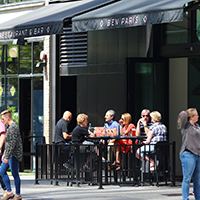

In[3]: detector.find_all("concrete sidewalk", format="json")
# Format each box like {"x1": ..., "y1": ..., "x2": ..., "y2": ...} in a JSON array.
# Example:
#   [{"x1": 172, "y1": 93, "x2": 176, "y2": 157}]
[{"x1": 6, "y1": 175, "x2": 194, "y2": 200}]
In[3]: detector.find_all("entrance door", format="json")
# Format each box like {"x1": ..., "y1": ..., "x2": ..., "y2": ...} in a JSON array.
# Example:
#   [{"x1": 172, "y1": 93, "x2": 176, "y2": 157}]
[
  {"x1": 126, "y1": 58, "x2": 169, "y2": 127},
  {"x1": 19, "y1": 79, "x2": 31, "y2": 170},
  {"x1": 59, "y1": 76, "x2": 77, "y2": 132},
  {"x1": 19, "y1": 77, "x2": 43, "y2": 171}
]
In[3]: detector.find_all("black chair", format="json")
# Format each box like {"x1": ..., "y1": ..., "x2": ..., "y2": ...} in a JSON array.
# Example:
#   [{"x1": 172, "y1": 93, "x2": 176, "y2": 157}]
[{"x1": 140, "y1": 141, "x2": 171, "y2": 186}]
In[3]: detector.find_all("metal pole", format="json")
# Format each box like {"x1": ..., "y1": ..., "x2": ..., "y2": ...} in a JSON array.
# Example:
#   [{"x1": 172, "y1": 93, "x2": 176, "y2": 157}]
[
  {"x1": 34, "y1": 142, "x2": 39, "y2": 185},
  {"x1": 98, "y1": 143, "x2": 103, "y2": 189}
]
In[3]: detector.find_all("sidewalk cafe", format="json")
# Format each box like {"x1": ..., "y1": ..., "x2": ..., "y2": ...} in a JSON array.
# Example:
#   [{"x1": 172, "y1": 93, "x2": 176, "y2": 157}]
[{"x1": 35, "y1": 129, "x2": 176, "y2": 188}]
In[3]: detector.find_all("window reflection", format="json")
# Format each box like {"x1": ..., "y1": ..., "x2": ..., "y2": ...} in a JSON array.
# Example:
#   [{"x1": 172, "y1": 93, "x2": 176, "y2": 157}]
[
  {"x1": 34, "y1": 41, "x2": 44, "y2": 74},
  {"x1": 164, "y1": 13, "x2": 189, "y2": 44},
  {"x1": 33, "y1": 77, "x2": 43, "y2": 144},
  {"x1": 0, "y1": 78, "x2": 5, "y2": 113},
  {"x1": 6, "y1": 45, "x2": 18, "y2": 74},
  {"x1": 20, "y1": 43, "x2": 31, "y2": 74},
  {"x1": 0, "y1": 46, "x2": 4, "y2": 75},
  {"x1": 7, "y1": 78, "x2": 18, "y2": 123}
]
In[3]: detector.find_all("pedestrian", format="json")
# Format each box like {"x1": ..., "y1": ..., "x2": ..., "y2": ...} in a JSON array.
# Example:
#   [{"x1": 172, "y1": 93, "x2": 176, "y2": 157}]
[
  {"x1": 0, "y1": 110, "x2": 23, "y2": 200},
  {"x1": 178, "y1": 108, "x2": 200, "y2": 200},
  {"x1": 0, "y1": 119, "x2": 7, "y2": 198}
]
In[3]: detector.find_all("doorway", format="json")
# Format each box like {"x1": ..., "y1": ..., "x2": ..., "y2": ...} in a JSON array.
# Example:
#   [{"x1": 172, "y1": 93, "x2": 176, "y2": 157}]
[
  {"x1": 19, "y1": 77, "x2": 43, "y2": 171},
  {"x1": 19, "y1": 79, "x2": 31, "y2": 170},
  {"x1": 59, "y1": 76, "x2": 77, "y2": 132},
  {"x1": 126, "y1": 58, "x2": 169, "y2": 128}
]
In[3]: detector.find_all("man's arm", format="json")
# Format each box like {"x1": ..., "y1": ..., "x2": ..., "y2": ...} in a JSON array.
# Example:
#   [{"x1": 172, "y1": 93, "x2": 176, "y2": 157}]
[
  {"x1": 136, "y1": 119, "x2": 141, "y2": 136},
  {"x1": 62, "y1": 132, "x2": 72, "y2": 140}
]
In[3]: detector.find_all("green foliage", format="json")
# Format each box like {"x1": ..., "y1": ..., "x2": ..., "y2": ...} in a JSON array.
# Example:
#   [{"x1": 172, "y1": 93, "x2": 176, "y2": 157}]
[{"x1": 7, "y1": 106, "x2": 19, "y2": 124}]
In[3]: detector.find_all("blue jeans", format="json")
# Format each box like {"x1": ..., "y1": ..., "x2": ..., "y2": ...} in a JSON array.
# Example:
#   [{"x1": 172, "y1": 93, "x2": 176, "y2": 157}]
[
  {"x1": 137, "y1": 144, "x2": 155, "y2": 158},
  {"x1": 180, "y1": 151, "x2": 200, "y2": 200},
  {"x1": 0, "y1": 157, "x2": 21, "y2": 195},
  {"x1": 0, "y1": 155, "x2": 6, "y2": 190}
]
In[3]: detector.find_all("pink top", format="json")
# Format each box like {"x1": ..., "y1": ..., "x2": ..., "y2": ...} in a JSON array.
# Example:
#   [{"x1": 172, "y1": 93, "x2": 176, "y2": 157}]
[{"x1": 0, "y1": 120, "x2": 6, "y2": 135}]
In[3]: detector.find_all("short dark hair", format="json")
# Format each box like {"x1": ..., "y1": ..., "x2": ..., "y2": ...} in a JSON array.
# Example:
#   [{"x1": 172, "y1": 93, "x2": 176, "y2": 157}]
[{"x1": 1, "y1": 110, "x2": 12, "y2": 118}]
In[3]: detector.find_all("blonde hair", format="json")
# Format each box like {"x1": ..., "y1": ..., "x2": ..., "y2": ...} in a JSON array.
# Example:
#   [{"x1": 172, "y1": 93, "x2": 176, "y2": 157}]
[
  {"x1": 177, "y1": 108, "x2": 197, "y2": 129},
  {"x1": 77, "y1": 113, "x2": 88, "y2": 125},
  {"x1": 122, "y1": 113, "x2": 132, "y2": 124},
  {"x1": 150, "y1": 111, "x2": 161, "y2": 122},
  {"x1": 1, "y1": 110, "x2": 12, "y2": 119}
]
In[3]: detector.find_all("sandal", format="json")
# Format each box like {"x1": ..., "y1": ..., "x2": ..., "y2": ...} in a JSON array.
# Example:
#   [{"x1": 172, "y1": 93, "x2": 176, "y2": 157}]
[
  {"x1": 116, "y1": 166, "x2": 121, "y2": 171},
  {"x1": 13, "y1": 195, "x2": 22, "y2": 200}
]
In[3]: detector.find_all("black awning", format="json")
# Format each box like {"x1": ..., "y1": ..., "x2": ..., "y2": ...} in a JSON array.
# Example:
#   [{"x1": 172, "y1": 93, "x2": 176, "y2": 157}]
[
  {"x1": 0, "y1": 0, "x2": 116, "y2": 40},
  {"x1": 72, "y1": 0, "x2": 192, "y2": 32}
]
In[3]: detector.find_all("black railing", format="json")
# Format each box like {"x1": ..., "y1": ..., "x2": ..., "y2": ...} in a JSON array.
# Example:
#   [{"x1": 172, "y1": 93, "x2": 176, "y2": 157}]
[{"x1": 35, "y1": 138, "x2": 176, "y2": 188}]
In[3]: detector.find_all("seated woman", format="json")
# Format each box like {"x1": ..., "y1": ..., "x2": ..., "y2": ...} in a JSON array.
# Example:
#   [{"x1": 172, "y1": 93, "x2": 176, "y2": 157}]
[
  {"x1": 136, "y1": 111, "x2": 167, "y2": 170},
  {"x1": 72, "y1": 113, "x2": 95, "y2": 169},
  {"x1": 112, "y1": 113, "x2": 136, "y2": 170}
]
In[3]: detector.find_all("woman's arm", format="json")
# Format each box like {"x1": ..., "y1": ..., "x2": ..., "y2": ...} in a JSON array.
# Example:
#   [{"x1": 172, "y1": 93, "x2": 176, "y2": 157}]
[
  {"x1": 179, "y1": 110, "x2": 188, "y2": 129},
  {"x1": 144, "y1": 129, "x2": 153, "y2": 144}
]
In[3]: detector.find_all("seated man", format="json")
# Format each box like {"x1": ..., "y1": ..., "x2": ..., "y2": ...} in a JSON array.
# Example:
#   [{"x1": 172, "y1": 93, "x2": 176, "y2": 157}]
[
  {"x1": 104, "y1": 110, "x2": 120, "y2": 163},
  {"x1": 72, "y1": 113, "x2": 95, "y2": 169},
  {"x1": 136, "y1": 109, "x2": 153, "y2": 137},
  {"x1": 136, "y1": 111, "x2": 167, "y2": 171},
  {"x1": 54, "y1": 111, "x2": 72, "y2": 168}
]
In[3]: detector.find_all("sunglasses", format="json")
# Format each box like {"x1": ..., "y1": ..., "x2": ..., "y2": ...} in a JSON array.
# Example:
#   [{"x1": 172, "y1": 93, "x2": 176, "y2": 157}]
[{"x1": 142, "y1": 115, "x2": 149, "y2": 117}]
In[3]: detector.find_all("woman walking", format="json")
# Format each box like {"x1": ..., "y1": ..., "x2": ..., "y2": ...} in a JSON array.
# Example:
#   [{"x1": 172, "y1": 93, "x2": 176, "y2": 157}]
[
  {"x1": 0, "y1": 110, "x2": 23, "y2": 200},
  {"x1": 178, "y1": 108, "x2": 200, "y2": 200}
]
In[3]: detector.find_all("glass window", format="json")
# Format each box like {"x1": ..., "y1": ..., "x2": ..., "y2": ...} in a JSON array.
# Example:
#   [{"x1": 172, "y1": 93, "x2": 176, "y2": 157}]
[
  {"x1": 188, "y1": 57, "x2": 200, "y2": 112},
  {"x1": 0, "y1": 78, "x2": 5, "y2": 113},
  {"x1": 32, "y1": 76, "x2": 43, "y2": 149},
  {"x1": 7, "y1": 45, "x2": 18, "y2": 75},
  {"x1": 126, "y1": 58, "x2": 169, "y2": 125},
  {"x1": 19, "y1": 43, "x2": 31, "y2": 74},
  {"x1": 0, "y1": 45, "x2": 5, "y2": 75},
  {"x1": 7, "y1": 78, "x2": 18, "y2": 123},
  {"x1": 164, "y1": 12, "x2": 190, "y2": 44},
  {"x1": 195, "y1": 9, "x2": 200, "y2": 42},
  {"x1": 33, "y1": 41, "x2": 44, "y2": 74}
]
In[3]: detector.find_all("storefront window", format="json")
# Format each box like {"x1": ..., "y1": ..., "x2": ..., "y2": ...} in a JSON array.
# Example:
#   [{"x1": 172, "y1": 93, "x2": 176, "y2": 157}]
[
  {"x1": 0, "y1": 78, "x2": 5, "y2": 113},
  {"x1": 20, "y1": 43, "x2": 31, "y2": 74},
  {"x1": 196, "y1": 9, "x2": 200, "y2": 42},
  {"x1": 164, "y1": 12, "x2": 189, "y2": 44},
  {"x1": 7, "y1": 44, "x2": 18, "y2": 74},
  {"x1": 33, "y1": 76, "x2": 43, "y2": 138},
  {"x1": 188, "y1": 57, "x2": 200, "y2": 113},
  {"x1": 33, "y1": 41, "x2": 44, "y2": 74},
  {"x1": 6, "y1": 78, "x2": 18, "y2": 122},
  {"x1": 0, "y1": 45, "x2": 4, "y2": 75}
]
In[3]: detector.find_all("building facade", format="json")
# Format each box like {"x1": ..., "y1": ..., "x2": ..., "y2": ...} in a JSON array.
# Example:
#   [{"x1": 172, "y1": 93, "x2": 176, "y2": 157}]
[{"x1": 0, "y1": 0, "x2": 199, "y2": 178}]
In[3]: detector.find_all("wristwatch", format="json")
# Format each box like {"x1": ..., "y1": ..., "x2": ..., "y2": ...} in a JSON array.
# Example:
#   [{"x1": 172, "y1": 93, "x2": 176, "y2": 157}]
[{"x1": 144, "y1": 125, "x2": 148, "y2": 127}]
